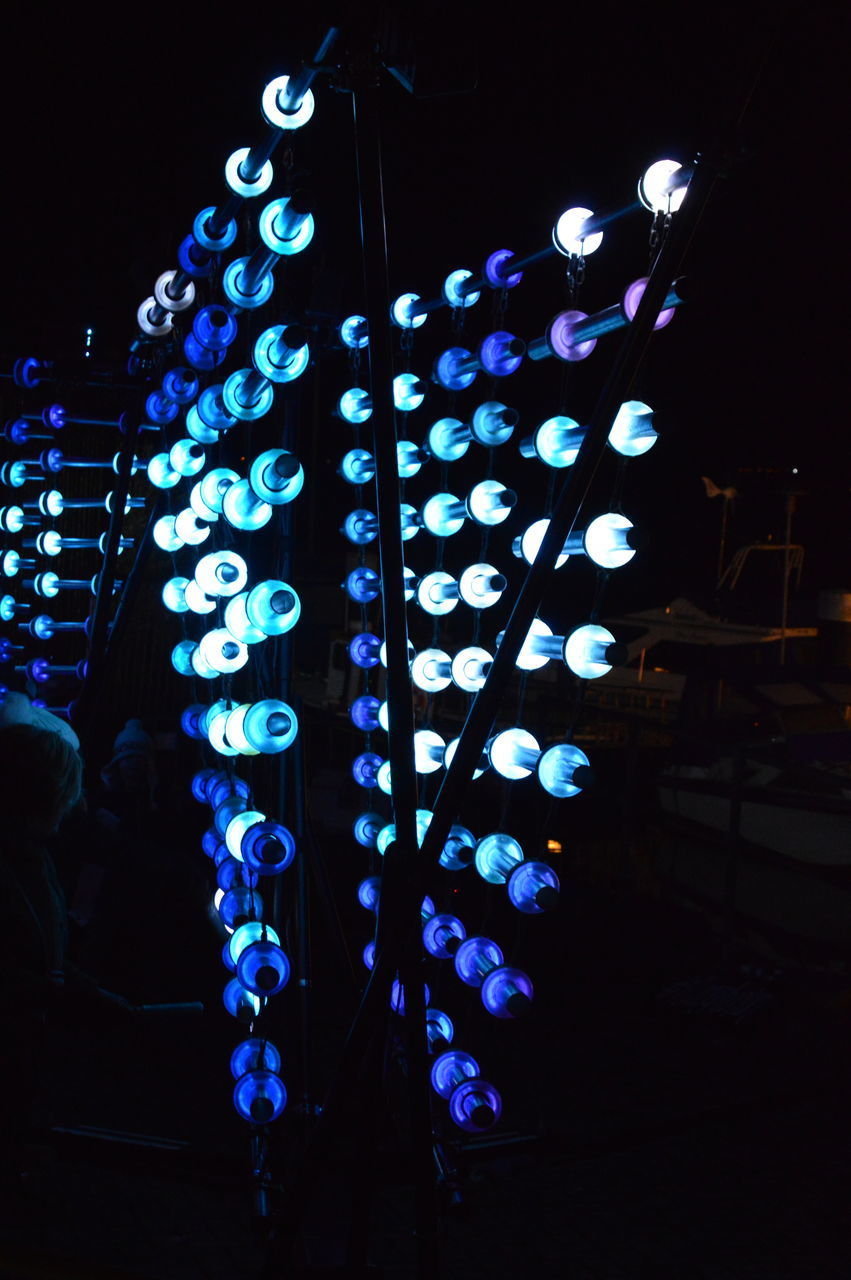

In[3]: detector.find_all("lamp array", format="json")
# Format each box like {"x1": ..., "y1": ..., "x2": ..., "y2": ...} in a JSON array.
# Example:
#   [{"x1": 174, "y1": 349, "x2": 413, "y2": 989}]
[{"x1": 338, "y1": 152, "x2": 689, "y2": 1137}]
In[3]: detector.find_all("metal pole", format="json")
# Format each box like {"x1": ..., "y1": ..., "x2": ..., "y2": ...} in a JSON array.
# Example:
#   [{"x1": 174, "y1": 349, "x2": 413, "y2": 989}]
[{"x1": 350, "y1": 55, "x2": 438, "y2": 1279}]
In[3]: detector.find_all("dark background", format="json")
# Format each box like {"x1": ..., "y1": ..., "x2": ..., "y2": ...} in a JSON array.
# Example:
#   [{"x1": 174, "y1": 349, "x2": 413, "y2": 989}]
[{"x1": 1, "y1": 0, "x2": 847, "y2": 614}]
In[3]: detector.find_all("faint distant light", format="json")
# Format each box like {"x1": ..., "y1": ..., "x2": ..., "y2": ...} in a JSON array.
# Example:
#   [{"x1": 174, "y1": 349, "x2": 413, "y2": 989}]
[
  {"x1": 792, "y1": 467, "x2": 798, "y2": 474},
  {"x1": 84, "y1": 327, "x2": 94, "y2": 359},
  {"x1": 546, "y1": 839, "x2": 563, "y2": 854}
]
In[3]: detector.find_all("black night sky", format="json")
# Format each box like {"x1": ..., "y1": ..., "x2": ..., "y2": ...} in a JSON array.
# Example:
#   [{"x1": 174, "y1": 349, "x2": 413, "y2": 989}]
[{"x1": 2, "y1": 1, "x2": 847, "y2": 614}]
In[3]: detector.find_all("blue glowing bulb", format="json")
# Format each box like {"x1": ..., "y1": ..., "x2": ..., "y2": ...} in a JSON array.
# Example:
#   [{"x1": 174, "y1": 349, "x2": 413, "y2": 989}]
[
  {"x1": 233, "y1": 1070, "x2": 287, "y2": 1124},
  {"x1": 449, "y1": 1079, "x2": 502, "y2": 1132},
  {"x1": 241, "y1": 700, "x2": 298, "y2": 754},
  {"x1": 481, "y1": 965, "x2": 534, "y2": 1018},
  {"x1": 353, "y1": 811, "x2": 383, "y2": 848},
  {"x1": 194, "y1": 551, "x2": 248, "y2": 599},
  {"x1": 339, "y1": 448, "x2": 374, "y2": 485},
  {"x1": 426, "y1": 1009, "x2": 454, "y2": 1051},
  {"x1": 353, "y1": 753, "x2": 382, "y2": 789},
  {"x1": 458, "y1": 563, "x2": 506, "y2": 609},
  {"x1": 230, "y1": 1038, "x2": 282, "y2": 1079},
  {"x1": 343, "y1": 509, "x2": 378, "y2": 545},
  {"x1": 350, "y1": 695, "x2": 381, "y2": 732},
  {"x1": 423, "y1": 914, "x2": 466, "y2": 960},
  {"x1": 242, "y1": 822, "x2": 296, "y2": 876},
  {"x1": 443, "y1": 269, "x2": 480, "y2": 309},
  {"x1": 416, "y1": 571, "x2": 458, "y2": 617},
  {"x1": 344, "y1": 566, "x2": 381, "y2": 603},
  {"x1": 390, "y1": 979, "x2": 430, "y2": 1016},
  {"x1": 431, "y1": 1050, "x2": 480, "y2": 1099},
  {"x1": 454, "y1": 937, "x2": 503, "y2": 987},
  {"x1": 470, "y1": 400, "x2": 518, "y2": 447},
  {"x1": 223, "y1": 977, "x2": 261, "y2": 1022},
  {"x1": 358, "y1": 876, "x2": 381, "y2": 912},
  {"x1": 340, "y1": 315, "x2": 368, "y2": 349},
  {"x1": 198, "y1": 468, "x2": 239, "y2": 515},
  {"x1": 222, "y1": 478, "x2": 273, "y2": 531},
  {"x1": 253, "y1": 326, "x2": 309, "y2": 384},
  {"x1": 508, "y1": 861, "x2": 560, "y2": 913},
  {"x1": 390, "y1": 293, "x2": 426, "y2": 329},
  {"x1": 349, "y1": 633, "x2": 381, "y2": 669},
  {"x1": 147, "y1": 453, "x2": 180, "y2": 489},
  {"x1": 228, "y1": 922, "x2": 280, "y2": 968},
  {"x1": 237, "y1": 941, "x2": 291, "y2": 996}
]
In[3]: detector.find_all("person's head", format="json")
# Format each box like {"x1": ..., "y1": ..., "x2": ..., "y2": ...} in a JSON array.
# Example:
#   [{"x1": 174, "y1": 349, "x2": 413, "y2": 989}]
[{"x1": 0, "y1": 723, "x2": 83, "y2": 836}]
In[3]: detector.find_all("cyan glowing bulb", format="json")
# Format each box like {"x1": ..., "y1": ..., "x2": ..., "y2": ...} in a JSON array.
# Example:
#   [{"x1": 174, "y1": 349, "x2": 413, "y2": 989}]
[
  {"x1": 194, "y1": 551, "x2": 249, "y2": 598},
  {"x1": 169, "y1": 439, "x2": 206, "y2": 478},
  {"x1": 488, "y1": 729, "x2": 540, "y2": 780},
  {"x1": 253, "y1": 325, "x2": 309, "y2": 383},
  {"x1": 225, "y1": 809, "x2": 266, "y2": 860},
  {"x1": 481, "y1": 965, "x2": 533, "y2": 1018},
  {"x1": 467, "y1": 479, "x2": 516, "y2": 526},
  {"x1": 519, "y1": 415, "x2": 585, "y2": 468},
  {"x1": 564, "y1": 512, "x2": 636, "y2": 569},
  {"x1": 378, "y1": 637, "x2": 415, "y2": 669},
  {"x1": 440, "y1": 824, "x2": 476, "y2": 870},
  {"x1": 449, "y1": 1079, "x2": 502, "y2": 1132},
  {"x1": 454, "y1": 936, "x2": 503, "y2": 988},
  {"x1": 222, "y1": 478, "x2": 273, "y2": 531},
  {"x1": 375, "y1": 809, "x2": 433, "y2": 855},
  {"x1": 416, "y1": 571, "x2": 458, "y2": 616},
  {"x1": 510, "y1": 519, "x2": 568, "y2": 569},
  {"x1": 414, "y1": 728, "x2": 445, "y2": 774},
  {"x1": 245, "y1": 581, "x2": 300, "y2": 636},
  {"x1": 249, "y1": 449, "x2": 304, "y2": 503},
  {"x1": 198, "y1": 468, "x2": 239, "y2": 515},
  {"x1": 426, "y1": 417, "x2": 469, "y2": 463},
  {"x1": 338, "y1": 388, "x2": 372, "y2": 424},
  {"x1": 340, "y1": 315, "x2": 368, "y2": 349},
  {"x1": 339, "y1": 449, "x2": 374, "y2": 485},
  {"x1": 443, "y1": 737, "x2": 489, "y2": 780},
  {"x1": 390, "y1": 292, "x2": 427, "y2": 329},
  {"x1": 458, "y1": 563, "x2": 506, "y2": 609},
  {"x1": 608, "y1": 400, "x2": 657, "y2": 457},
  {"x1": 153, "y1": 516, "x2": 183, "y2": 552},
  {"x1": 259, "y1": 195, "x2": 314, "y2": 255},
  {"x1": 564, "y1": 623, "x2": 625, "y2": 679},
  {"x1": 553, "y1": 206, "x2": 603, "y2": 256},
  {"x1": 184, "y1": 580, "x2": 217, "y2": 615},
  {"x1": 411, "y1": 648, "x2": 452, "y2": 693},
  {"x1": 228, "y1": 922, "x2": 280, "y2": 968},
  {"x1": 223, "y1": 978, "x2": 262, "y2": 1022},
  {"x1": 241, "y1": 700, "x2": 298, "y2": 753},
  {"x1": 475, "y1": 833, "x2": 525, "y2": 884},
  {"x1": 343, "y1": 508, "x2": 378, "y2": 545},
  {"x1": 207, "y1": 706, "x2": 242, "y2": 755},
  {"x1": 376, "y1": 760, "x2": 393, "y2": 795},
  {"x1": 537, "y1": 743, "x2": 594, "y2": 798},
  {"x1": 506, "y1": 618, "x2": 557, "y2": 671},
  {"x1": 443, "y1": 269, "x2": 480, "y2": 308},
  {"x1": 508, "y1": 861, "x2": 560, "y2": 913},
  {"x1": 421, "y1": 492, "x2": 465, "y2": 538},
  {"x1": 147, "y1": 453, "x2": 180, "y2": 489},
  {"x1": 451, "y1": 646, "x2": 492, "y2": 692},
  {"x1": 423, "y1": 915, "x2": 466, "y2": 961},
  {"x1": 223, "y1": 593, "x2": 266, "y2": 645},
  {"x1": 237, "y1": 940, "x2": 290, "y2": 996},
  {"x1": 198, "y1": 628, "x2": 249, "y2": 675},
  {"x1": 174, "y1": 508, "x2": 211, "y2": 546},
  {"x1": 639, "y1": 159, "x2": 689, "y2": 213},
  {"x1": 469, "y1": 401, "x2": 518, "y2": 448},
  {"x1": 171, "y1": 641, "x2": 197, "y2": 676},
  {"x1": 394, "y1": 373, "x2": 425, "y2": 412}
]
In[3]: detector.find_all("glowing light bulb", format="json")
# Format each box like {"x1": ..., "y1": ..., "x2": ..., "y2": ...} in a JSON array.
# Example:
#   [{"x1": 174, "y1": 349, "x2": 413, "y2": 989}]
[
  {"x1": 553, "y1": 206, "x2": 603, "y2": 256},
  {"x1": 475, "y1": 833, "x2": 525, "y2": 884},
  {"x1": 638, "y1": 159, "x2": 689, "y2": 213}
]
